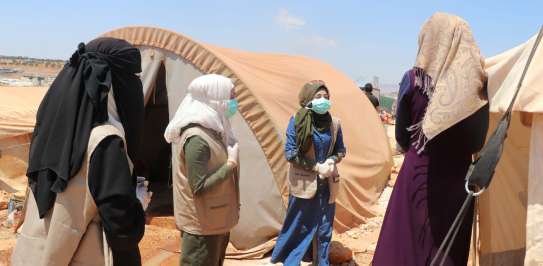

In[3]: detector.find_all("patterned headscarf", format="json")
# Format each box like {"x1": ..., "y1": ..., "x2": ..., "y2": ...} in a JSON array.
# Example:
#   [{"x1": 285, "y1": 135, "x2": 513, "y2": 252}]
[{"x1": 411, "y1": 12, "x2": 487, "y2": 150}]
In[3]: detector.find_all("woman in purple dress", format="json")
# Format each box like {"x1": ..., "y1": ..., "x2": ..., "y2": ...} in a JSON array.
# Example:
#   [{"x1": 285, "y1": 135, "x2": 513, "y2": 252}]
[{"x1": 372, "y1": 13, "x2": 489, "y2": 266}]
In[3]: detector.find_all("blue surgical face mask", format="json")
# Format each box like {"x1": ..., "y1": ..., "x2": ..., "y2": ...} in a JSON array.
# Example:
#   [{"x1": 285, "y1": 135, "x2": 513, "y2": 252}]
[
  {"x1": 310, "y1": 98, "x2": 331, "y2": 114},
  {"x1": 225, "y1": 99, "x2": 238, "y2": 118}
]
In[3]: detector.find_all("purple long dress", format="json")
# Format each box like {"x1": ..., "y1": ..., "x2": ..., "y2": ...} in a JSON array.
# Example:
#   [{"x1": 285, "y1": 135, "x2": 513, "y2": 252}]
[{"x1": 372, "y1": 68, "x2": 488, "y2": 266}]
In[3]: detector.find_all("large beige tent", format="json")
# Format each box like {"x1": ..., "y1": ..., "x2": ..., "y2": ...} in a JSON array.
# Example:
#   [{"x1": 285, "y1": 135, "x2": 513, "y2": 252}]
[
  {"x1": 480, "y1": 31, "x2": 543, "y2": 266},
  {"x1": 0, "y1": 26, "x2": 393, "y2": 257},
  {"x1": 101, "y1": 26, "x2": 393, "y2": 256},
  {"x1": 0, "y1": 86, "x2": 46, "y2": 195}
]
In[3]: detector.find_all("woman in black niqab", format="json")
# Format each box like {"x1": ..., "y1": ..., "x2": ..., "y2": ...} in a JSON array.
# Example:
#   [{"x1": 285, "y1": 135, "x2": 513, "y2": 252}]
[{"x1": 26, "y1": 37, "x2": 144, "y2": 218}]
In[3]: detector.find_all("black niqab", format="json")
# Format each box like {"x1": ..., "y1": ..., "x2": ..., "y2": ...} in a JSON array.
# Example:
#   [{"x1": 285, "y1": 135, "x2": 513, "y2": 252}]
[{"x1": 27, "y1": 37, "x2": 144, "y2": 218}]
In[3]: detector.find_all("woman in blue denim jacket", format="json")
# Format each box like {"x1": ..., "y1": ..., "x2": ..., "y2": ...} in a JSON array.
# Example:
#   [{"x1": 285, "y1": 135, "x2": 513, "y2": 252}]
[{"x1": 271, "y1": 80, "x2": 346, "y2": 266}]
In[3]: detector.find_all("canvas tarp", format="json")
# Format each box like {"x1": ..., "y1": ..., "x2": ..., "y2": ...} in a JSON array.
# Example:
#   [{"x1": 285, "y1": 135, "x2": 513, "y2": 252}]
[
  {"x1": 0, "y1": 86, "x2": 46, "y2": 195},
  {"x1": 525, "y1": 114, "x2": 543, "y2": 265},
  {"x1": 0, "y1": 26, "x2": 393, "y2": 258},
  {"x1": 133, "y1": 46, "x2": 285, "y2": 255},
  {"x1": 481, "y1": 32, "x2": 543, "y2": 266},
  {"x1": 103, "y1": 26, "x2": 393, "y2": 230},
  {"x1": 0, "y1": 133, "x2": 31, "y2": 195},
  {"x1": 0, "y1": 87, "x2": 46, "y2": 140},
  {"x1": 102, "y1": 26, "x2": 393, "y2": 256}
]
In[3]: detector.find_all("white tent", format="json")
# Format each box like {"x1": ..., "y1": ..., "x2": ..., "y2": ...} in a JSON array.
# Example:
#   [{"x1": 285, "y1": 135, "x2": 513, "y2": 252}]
[{"x1": 481, "y1": 30, "x2": 543, "y2": 266}]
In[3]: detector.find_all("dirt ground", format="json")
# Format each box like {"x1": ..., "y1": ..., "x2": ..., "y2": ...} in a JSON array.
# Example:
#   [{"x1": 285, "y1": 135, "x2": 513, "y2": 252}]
[
  {"x1": 0, "y1": 123, "x2": 401, "y2": 266},
  {"x1": 0, "y1": 211, "x2": 17, "y2": 266},
  {"x1": 0, "y1": 175, "x2": 399, "y2": 266},
  {"x1": 134, "y1": 186, "x2": 396, "y2": 266},
  {"x1": 134, "y1": 124, "x2": 402, "y2": 266}
]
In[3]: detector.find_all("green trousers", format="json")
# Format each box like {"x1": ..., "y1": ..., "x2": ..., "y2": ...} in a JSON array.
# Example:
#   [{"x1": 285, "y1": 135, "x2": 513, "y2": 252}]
[{"x1": 180, "y1": 231, "x2": 230, "y2": 266}]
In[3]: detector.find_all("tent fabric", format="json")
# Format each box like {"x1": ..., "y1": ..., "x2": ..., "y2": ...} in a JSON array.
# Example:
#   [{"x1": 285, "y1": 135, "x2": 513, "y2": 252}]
[
  {"x1": 478, "y1": 113, "x2": 530, "y2": 266},
  {"x1": 0, "y1": 87, "x2": 46, "y2": 196},
  {"x1": 485, "y1": 33, "x2": 543, "y2": 113},
  {"x1": 225, "y1": 237, "x2": 277, "y2": 259},
  {"x1": 0, "y1": 133, "x2": 31, "y2": 195},
  {"x1": 103, "y1": 26, "x2": 392, "y2": 228},
  {"x1": 525, "y1": 114, "x2": 543, "y2": 266},
  {"x1": 0, "y1": 87, "x2": 47, "y2": 140},
  {"x1": 102, "y1": 26, "x2": 393, "y2": 254},
  {"x1": 136, "y1": 47, "x2": 285, "y2": 253},
  {"x1": 481, "y1": 31, "x2": 543, "y2": 266}
]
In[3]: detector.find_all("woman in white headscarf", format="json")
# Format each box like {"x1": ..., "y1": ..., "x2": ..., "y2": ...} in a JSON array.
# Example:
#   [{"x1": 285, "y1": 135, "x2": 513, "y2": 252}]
[
  {"x1": 164, "y1": 74, "x2": 240, "y2": 266},
  {"x1": 372, "y1": 13, "x2": 489, "y2": 266}
]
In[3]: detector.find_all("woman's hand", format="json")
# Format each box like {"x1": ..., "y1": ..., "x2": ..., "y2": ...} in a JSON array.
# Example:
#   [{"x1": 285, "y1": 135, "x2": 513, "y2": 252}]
[
  {"x1": 136, "y1": 176, "x2": 152, "y2": 210},
  {"x1": 314, "y1": 160, "x2": 334, "y2": 178},
  {"x1": 318, "y1": 159, "x2": 340, "y2": 180},
  {"x1": 227, "y1": 142, "x2": 240, "y2": 167}
]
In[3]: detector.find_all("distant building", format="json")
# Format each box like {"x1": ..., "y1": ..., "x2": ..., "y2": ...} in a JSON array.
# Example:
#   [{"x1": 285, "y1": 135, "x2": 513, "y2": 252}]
[
  {"x1": 0, "y1": 77, "x2": 37, "y2": 87},
  {"x1": 0, "y1": 68, "x2": 18, "y2": 74},
  {"x1": 0, "y1": 77, "x2": 38, "y2": 87},
  {"x1": 23, "y1": 75, "x2": 46, "y2": 86}
]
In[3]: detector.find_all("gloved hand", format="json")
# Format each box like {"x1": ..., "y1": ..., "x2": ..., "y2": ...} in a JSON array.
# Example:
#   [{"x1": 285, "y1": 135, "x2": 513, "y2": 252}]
[
  {"x1": 317, "y1": 158, "x2": 337, "y2": 180},
  {"x1": 227, "y1": 142, "x2": 240, "y2": 167},
  {"x1": 324, "y1": 158, "x2": 336, "y2": 167},
  {"x1": 329, "y1": 159, "x2": 340, "y2": 182},
  {"x1": 136, "y1": 176, "x2": 152, "y2": 211},
  {"x1": 314, "y1": 161, "x2": 334, "y2": 178}
]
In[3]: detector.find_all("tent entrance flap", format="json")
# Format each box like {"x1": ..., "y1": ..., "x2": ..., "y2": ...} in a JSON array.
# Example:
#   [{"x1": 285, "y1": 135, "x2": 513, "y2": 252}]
[{"x1": 138, "y1": 62, "x2": 173, "y2": 216}]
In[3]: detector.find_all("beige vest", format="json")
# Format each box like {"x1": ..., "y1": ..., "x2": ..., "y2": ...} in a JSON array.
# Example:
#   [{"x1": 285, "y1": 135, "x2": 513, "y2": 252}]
[
  {"x1": 288, "y1": 117, "x2": 341, "y2": 204},
  {"x1": 11, "y1": 124, "x2": 130, "y2": 266},
  {"x1": 174, "y1": 126, "x2": 240, "y2": 235}
]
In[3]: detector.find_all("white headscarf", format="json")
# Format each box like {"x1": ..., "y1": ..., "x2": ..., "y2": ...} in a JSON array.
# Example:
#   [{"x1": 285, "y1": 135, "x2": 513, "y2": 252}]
[{"x1": 164, "y1": 74, "x2": 235, "y2": 145}]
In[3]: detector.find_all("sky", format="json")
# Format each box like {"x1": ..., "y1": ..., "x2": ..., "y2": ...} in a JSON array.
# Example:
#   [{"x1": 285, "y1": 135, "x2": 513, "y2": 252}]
[{"x1": 1, "y1": 1, "x2": 541, "y2": 86}]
